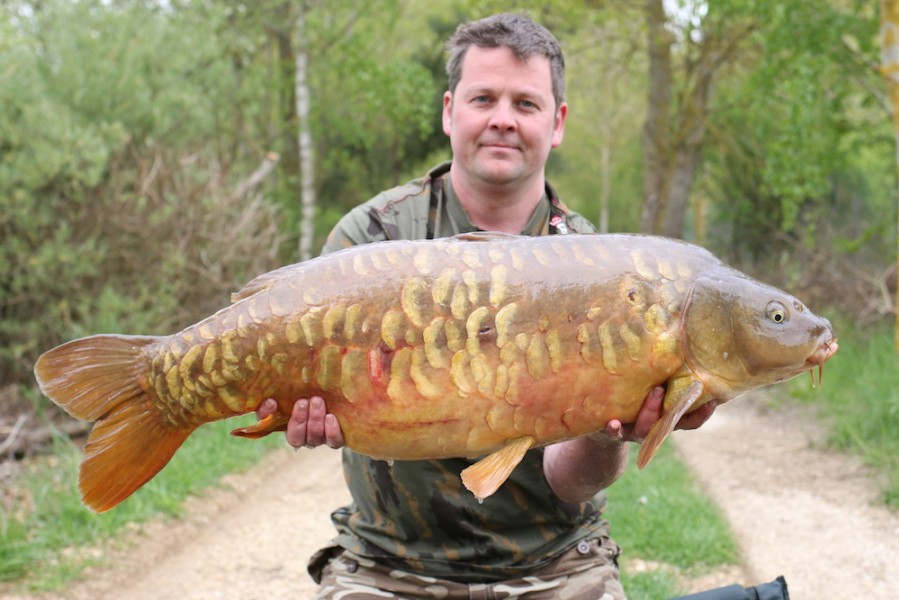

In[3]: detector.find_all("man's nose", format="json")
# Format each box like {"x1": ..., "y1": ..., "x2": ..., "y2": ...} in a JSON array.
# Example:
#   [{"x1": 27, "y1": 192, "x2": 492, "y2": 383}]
[{"x1": 488, "y1": 101, "x2": 517, "y2": 131}]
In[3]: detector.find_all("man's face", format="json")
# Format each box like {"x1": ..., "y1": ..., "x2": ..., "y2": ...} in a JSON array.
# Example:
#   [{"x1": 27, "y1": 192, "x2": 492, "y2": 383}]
[{"x1": 442, "y1": 45, "x2": 567, "y2": 189}]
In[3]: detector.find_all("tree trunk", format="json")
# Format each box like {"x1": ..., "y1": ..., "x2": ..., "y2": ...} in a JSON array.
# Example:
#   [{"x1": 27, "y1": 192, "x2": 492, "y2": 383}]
[
  {"x1": 296, "y1": 3, "x2": 316, "y2": 262},
  {"x1": 641, "y1": 2, "x2": 750, "y2": 239},
  {"x1": 276, "y1": 3, "x2": 300, "y2": 180},
  {"x1": 880, "y1": 0, "x2": 899, "y2": 351},
  {"x1": 641, "y1": 0, "x2": 672, "y2": 234},
  {"x1": 661, "y1": 44, "x2": 718, "y2": 238}
]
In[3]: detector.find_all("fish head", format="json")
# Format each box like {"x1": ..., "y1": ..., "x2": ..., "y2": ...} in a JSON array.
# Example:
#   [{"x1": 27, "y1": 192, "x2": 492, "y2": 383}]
[{"x1": 682, "y1": 269, "x2": 837, "y2": 399}]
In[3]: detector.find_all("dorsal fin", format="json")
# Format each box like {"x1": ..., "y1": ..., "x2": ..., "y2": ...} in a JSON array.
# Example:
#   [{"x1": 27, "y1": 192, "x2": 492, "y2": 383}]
[{"x1": 231, "y1": 263, "x2": 305, "y2": 303}]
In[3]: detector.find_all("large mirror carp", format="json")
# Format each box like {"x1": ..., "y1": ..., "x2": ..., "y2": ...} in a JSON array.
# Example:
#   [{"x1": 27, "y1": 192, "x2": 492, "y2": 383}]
[{"x1": 35, "y1": 233, "x2": 838, "y2": 512}]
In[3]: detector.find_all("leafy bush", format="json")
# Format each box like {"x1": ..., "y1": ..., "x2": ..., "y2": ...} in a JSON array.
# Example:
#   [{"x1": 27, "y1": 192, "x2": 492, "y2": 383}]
[{"x1": 0, "y1": 1, "x2": 284, "y2": 389}]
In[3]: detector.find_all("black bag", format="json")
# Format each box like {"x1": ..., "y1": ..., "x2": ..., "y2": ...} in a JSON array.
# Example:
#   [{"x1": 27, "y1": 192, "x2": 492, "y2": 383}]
[{"x1": 670, "y1": 575, "x2": 789, "y2": 600}]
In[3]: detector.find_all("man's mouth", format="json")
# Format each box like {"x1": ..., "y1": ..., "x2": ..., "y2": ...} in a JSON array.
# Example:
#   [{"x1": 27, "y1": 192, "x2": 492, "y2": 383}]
[{"x1": 480, "y1": 142, "x2": 520, "y2": 152}]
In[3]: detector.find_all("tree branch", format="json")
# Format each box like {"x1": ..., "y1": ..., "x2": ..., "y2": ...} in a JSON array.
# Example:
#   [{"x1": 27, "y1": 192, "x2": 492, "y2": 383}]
[{"x1": 232, "y1": 152, "x2": 281, "y2": 199}]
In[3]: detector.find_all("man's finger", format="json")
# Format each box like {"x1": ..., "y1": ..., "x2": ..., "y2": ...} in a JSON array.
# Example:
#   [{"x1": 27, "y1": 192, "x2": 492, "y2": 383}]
[
  {"x1": 676, "y1": 400, "x2": 717, "y2": 431},
  {"x1": 304, "y1": 397, "x2": 327, "y2": 447},
  {"x1": 255, "y1": 397, "x2": 277, "y2": 420},
  {"x1": 285, "y1": 398, "x2": 310, "y2": 448},
  {"x1": 324, "y1": 414, "x2": 345, "y2": 448}
]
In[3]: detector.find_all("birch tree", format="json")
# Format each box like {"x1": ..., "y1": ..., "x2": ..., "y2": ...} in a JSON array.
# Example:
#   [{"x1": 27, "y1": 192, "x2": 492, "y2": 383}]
[{"x1": 295, "y1": 1, "x2": 316, "y2": 262}]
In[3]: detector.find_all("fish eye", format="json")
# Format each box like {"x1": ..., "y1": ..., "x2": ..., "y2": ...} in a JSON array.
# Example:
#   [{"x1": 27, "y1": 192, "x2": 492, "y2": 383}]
[{"x1": 767, "y1": 302, "x2": 788, "y2": 324}]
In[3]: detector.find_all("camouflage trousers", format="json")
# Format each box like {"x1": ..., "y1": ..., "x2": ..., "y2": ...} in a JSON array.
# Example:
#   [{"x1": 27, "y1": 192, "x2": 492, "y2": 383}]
[{"x1": 310, "y1": 537, "x2": 626, "y2": 599}]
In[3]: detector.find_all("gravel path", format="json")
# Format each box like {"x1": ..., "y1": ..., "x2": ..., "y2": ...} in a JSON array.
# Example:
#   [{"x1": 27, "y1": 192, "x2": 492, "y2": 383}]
[
  {"x1": 4, "y1": 395, "x2": 898, "y2": 599},
  {"x1": 672, "y1": 396, "x2": 899, "y2": 599}
]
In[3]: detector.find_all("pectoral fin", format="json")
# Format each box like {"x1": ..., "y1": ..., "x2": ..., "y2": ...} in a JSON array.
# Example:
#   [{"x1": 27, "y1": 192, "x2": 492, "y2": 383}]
[
  {"x1": 231, "y1": 413, "x2": 289, "y2": 439},
  {"x1": 637, "y1": 380, "x2": 704, "y2": 469},
  {"x1": 460, "y1": 436, "x2": 535, "y2": 500}
]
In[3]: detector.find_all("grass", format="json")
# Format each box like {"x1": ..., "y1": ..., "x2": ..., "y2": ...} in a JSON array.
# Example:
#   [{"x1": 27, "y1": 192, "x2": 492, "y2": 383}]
[
  {"x1": 791, "y1": 320, "x2": 899, "y2": 506},
  {"x1": 605, "y1": 443, "x2": 740, "y2": 598},
  {"x1": 0, "y1": 415, "x2": 281, "y2": 592}
]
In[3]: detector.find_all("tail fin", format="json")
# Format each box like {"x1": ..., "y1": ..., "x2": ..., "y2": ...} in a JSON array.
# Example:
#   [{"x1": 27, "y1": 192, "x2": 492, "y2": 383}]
[{"x1": 34, "y1": 334, "x2": 195, "y2": 512}]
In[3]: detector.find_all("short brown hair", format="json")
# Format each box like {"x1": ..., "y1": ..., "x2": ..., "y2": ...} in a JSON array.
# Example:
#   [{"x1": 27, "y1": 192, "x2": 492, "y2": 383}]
[{"x1": 445, "y1": 13, "x2": 566, "y2": 110}]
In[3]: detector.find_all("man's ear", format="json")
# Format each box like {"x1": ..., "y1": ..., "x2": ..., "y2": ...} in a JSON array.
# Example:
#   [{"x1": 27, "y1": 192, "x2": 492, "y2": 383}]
[
  {"x1": 442, "y1": 91, "x2": 454, "y2": 137},
  {"x1": 552, "y1": 102, "x2": 568, "y2": 148}
]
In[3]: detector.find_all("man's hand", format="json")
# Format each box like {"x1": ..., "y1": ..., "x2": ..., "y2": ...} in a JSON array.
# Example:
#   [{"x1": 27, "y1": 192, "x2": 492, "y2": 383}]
[
  {"x1": 600, "y1": 386, "x2": 717, "y2": 443},
  {"x1": 255, "y1": 396, "x2": 345, "y2": 449},
  {"x1": 545, "y1": 386, "x2": 717, "y2": 503}
]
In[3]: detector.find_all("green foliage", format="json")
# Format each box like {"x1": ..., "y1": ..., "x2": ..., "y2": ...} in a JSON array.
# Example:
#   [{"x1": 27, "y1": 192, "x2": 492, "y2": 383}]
[
  {"x1": 552, "y1": 5, "x2": 648, "y2": 231},
  {"x1": 204, "y1": 0, "x2": 449, "y2": 251},
  {"x1": 0, "y1": 517, "x2": 35, "y2": 583},
  {"x1": 792, "y1": 321, "x2": 899, "y2": 506},
  {"x1": 702, "y1": 2, "x2": 884, "y2": 246},
  {"x1": 313, "y1": 35, "x2": 440, "y2": 212},
  {"x1": 0, "y1": 0, "x2": 283, "y2": 384},
  {"x1": 0, "y1": 419, "x2": 282, "y2": 591}
]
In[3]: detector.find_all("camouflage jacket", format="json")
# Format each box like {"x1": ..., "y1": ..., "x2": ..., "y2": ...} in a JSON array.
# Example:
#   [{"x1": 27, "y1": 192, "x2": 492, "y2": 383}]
[{"x1": 319, "y1": 162, "x2": 611, "y2": 582}]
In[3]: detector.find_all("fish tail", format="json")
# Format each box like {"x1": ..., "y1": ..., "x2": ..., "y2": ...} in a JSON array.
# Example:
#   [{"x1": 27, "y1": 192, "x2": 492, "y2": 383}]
[{"x1": 34, "y1": 334, "x2": 195, "y2": 512}]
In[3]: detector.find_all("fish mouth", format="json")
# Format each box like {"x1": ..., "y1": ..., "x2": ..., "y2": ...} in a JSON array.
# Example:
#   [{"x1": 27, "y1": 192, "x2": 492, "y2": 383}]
[{"x1": 805, "y1": 336, "x2": 839, "y2": 387}]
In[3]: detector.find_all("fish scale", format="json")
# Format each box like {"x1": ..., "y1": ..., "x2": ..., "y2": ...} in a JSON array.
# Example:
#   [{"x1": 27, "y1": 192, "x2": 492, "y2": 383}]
[{"x1": 34, "y1": 233, "x2": 838, "y2": 512}]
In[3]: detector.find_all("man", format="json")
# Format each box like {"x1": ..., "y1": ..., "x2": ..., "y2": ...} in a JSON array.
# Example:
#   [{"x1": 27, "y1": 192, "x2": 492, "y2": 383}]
[{"x1": 258, "y1": 13, "x2": 715, "y2": 599}]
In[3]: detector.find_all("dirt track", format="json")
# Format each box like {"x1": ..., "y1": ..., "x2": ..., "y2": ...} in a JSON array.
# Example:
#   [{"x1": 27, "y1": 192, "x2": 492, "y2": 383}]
[
  {"x1": 4, "y1": 395, "x2": 899, "y2": 599},
  {"x1": 672, "y1": 397, "x2": 899, "y2": 598}
]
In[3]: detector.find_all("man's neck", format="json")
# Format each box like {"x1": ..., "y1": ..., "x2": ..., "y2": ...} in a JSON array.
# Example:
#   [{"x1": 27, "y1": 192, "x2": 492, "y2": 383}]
[{"x1": 450, "y1": 169, "x2": 546, "y2": 234}]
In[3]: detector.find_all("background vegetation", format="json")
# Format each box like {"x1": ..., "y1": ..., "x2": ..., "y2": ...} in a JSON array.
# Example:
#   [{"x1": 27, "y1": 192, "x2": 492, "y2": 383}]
[
  {"x1": 1, "y1": 0, "x2": 897, "y2": 595},
  {"x1": 1, "y1": 0, "x2": 894, "y2": 388}
]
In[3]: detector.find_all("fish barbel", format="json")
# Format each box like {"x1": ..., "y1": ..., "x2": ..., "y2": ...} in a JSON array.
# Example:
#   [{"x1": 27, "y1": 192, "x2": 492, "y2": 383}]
[{"x1": 34, "y1": 233, "x2": 838, "y2": 512}]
